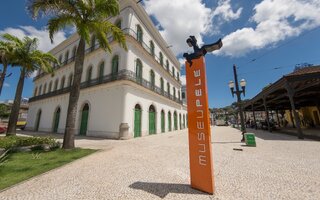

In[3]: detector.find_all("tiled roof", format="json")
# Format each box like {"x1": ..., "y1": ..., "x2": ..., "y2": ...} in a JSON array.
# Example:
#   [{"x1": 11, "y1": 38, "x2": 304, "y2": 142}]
[{"x1": 285, "y1": 65, "x2": 320, "y2": 77}]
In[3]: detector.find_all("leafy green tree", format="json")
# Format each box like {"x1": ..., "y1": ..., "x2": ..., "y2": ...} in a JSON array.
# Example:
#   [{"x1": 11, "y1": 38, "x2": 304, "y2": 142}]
[
  {"x1": 0, "y1": 40, "x2": 14, "y2": 95},
  {"x1": 28, "y1": 0, "x2": 127, "y2": 149},
  {"x1": 0, "y1": 104, "x2": 10, "y2": 119},
  {"x1": 2, "y1": 34, "x2": 56, "y2": 136}
]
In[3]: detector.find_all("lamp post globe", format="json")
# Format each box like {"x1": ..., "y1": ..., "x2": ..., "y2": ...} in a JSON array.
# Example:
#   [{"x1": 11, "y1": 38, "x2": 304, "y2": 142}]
[{"x1": 240, "y1": 79, "x2": 246, "y2": 87}]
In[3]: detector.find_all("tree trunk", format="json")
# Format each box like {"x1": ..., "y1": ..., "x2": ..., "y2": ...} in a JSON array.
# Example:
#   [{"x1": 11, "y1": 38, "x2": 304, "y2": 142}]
[
  {"x1": 6, "y1": 68, "x2": 26, "y2": 136},
  {"x1": 0, "y1": 60, "x2": 8, "y2": 96},
  {"x1": 63, "y1": 38, "x2": 86, "y2": 149}
]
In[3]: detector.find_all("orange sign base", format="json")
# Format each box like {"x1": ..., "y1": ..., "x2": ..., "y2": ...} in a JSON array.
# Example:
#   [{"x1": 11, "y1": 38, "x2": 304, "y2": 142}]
[{"x1": 185, "y1": 56, "x2": 214, "y2": 194}]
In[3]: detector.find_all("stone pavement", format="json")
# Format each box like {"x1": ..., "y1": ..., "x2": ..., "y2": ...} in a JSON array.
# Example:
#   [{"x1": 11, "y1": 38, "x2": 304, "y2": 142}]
[{"x1": 1, "y1": 127, "x2": 320, "y2": 200}]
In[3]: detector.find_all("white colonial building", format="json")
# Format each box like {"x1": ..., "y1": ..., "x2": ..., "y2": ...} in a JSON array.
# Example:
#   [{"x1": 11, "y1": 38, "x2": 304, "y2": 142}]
[{"x1": 26, "y1": 0, "x2": 187, "y2": 139}]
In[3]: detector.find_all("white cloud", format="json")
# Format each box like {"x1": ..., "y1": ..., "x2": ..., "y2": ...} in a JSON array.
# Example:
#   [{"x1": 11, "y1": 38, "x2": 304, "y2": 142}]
[
  {"x1": 180, "y1": 75, "x2": 186, "y2": 86},
  {"x1": 144, "y1": 0, "x2": 213, "y2": 55},
  {"x1": 29, "y1": 71, "x2": 38, "y2": 79},
  {"x1": 212, "y1": 0, "x2": 242, "y2": 23},
  {"x1": 0, "y1": 26, "x2": 67, "y2": 52},
  {"x1": 144, "y1": 0, "x2": 242, "y2": 56},
  {"x1": 218, "y1": 0, "x2": 320, "y2": 57}
]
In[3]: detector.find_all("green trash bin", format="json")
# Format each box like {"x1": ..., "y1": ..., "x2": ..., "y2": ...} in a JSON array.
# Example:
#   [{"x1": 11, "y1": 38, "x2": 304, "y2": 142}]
[{"x1": 244, "y1": 133, "x2": 256, "y2": 147}]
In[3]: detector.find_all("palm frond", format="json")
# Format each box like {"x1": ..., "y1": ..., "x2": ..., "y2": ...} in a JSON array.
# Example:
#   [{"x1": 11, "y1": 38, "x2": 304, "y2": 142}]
[
  {"x1": 27, "y1": 0, "x2": 80, "y2": 19},
  {"x1": 94, "y1": 0, "x2": 120, "y2": 17},
  {"x1": 48, "y1": 15, "x2": 75, "y2": 42},
  {"x1": 88, "y1": 20, "x2": 127, "y2": 52}
]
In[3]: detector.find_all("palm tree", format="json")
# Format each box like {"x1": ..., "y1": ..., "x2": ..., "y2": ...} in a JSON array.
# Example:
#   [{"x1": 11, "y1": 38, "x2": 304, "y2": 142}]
[
  {"x1": 0, "y1": 40, "x2": 14, "y2": 95},
  {"x1": 28, "y1": 0, "x2": 127, "y2": 149},
  {"x1": 2, "y1": 33, "x2": 56, "y2": 136}
]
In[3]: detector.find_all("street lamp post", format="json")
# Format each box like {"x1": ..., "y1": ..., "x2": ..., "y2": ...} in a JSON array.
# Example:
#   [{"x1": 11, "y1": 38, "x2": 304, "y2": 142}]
[{"x1": 229, "y1": 64, "x2": 246, "y2": 142}]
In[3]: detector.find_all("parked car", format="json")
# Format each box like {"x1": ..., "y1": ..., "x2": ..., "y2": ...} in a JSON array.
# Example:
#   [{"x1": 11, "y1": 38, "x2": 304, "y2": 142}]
[
  {"x1": 16, "y1": 118, "x2": 27, "y2": 130},
  {"x1": 0, "y1": 126, "x2": 7, "y2": 133},
  {"x1": 215, "y1": 119, "x2": 228, "y2": 126}
]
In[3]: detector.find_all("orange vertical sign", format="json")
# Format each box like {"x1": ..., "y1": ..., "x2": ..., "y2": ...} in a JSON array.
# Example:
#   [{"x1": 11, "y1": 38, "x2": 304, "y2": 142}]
[{"x1": 185, "y1": 56, "x2": 214, "y2": 194}]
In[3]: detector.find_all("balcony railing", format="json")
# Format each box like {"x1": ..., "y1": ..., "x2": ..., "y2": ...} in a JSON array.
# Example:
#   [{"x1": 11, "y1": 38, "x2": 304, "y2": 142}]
[
  {"x1": 34, "y1": 28, "x2": 181, "y2": 84},
  {"x1": 29, "y1": 69, "x2": 182, "y2": 104}
]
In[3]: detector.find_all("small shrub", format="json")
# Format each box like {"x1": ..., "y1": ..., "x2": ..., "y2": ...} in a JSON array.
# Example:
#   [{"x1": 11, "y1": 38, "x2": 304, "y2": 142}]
[{"x1": 0, "y1": 136, "x2": 59, "y2": 150}]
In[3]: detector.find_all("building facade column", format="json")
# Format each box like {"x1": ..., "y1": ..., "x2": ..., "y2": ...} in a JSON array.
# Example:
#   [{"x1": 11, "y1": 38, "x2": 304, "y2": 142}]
[
  {"x1": 263, "y1": 97, "x2": 272, "y2": 132},
  {"x1": 251, "y1": 104, "x2": 257, "y2": 130},
  {"x1": 285, "y1": 82, "x2": 304, "y2": 139},
  {"x1": 276, "y1": 110, "x2": 280, "y2": 128}
]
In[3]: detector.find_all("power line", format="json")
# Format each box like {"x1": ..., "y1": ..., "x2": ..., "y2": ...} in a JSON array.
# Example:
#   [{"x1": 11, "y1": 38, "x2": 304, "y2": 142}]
[
  {"x1": 240, "y1": 26, "x2": 320, "y2": 68},
  {"x1": 238, "y1": 59, "x2": 320, "y2": 76}
]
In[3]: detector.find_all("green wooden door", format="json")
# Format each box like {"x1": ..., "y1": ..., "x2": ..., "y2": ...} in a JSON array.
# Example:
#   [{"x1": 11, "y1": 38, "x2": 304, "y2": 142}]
[
  {"x1": 174, "y1": 113, "x2": 177, "y2": 130},
  {"x1": 149, "y1": 111, "x2": 156, "y2": 134},
  {"x1": 53, "y1": 109, "x2": 60, "y2": 133},
  {"x1": 134, "y1": 108, "x2": 142, "y2": 137},
  {"x1": 136, "y1": 60, "x2": 142, "y2": 84},
  {"x1": 168, "y1": 113, "x2": 172, "y2": 131},
  {"x1": 80, "y1": 105, "x2": 89, "y2": 135},
  {"x1": 112, "y1": 56, "x2": 118, "y2": 79},
  {"x1": 35, "y1": 110, "x2": 41, "y2": 131},
  {"x1": 179, "y1": 114, "x2": 182, "y2": 130},
  {"x1": 161, "y1": 111, "x2": 165, "y2": 133}
]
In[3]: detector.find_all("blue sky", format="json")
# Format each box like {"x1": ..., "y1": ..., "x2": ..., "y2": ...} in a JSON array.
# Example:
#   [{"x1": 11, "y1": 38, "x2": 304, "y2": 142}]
[{"x1": 1, "y1": 0, "x2": 320, "y2": 108}]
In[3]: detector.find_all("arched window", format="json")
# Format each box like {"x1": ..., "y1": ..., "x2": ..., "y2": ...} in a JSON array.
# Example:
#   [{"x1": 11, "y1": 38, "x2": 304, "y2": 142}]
[
  {"x1": 149, "y1": 105, "x2": 156, "y2": 135},
  {"x1": 150, "y1": 70, "x2": 155, "y2": 89},
  {"x1": 87, "y1": 66, "x2": 93, "y2": 82},
  {"x1": 159, "y1": 52, "x2": 163, "y2": 66},
  {"x1": 53, "y1": 107, "x2": 61, "y2": 133},
  {"x1": 80, "y1": 104, "x2": 89, "y2": 135},
  {"x1": 34, "y1": 87, "x2": 38, "y2": 97},
  {"x1": 150, "y1": 40, "x2": 155, "y2": 56},
  {"x1": 160, "y1": 78, "x2": 164, "y2": 94},
  {"x1": 136, "y1": 59, "x2": 143, "y2": 83},
  {"x1": 98, "y1": 62, "x2": 104, "y2": 81},
  {"x1": 167, "y1": 82, "x2": 170, "y2": 95},
  {"x1": 166, "y1": 60, "x2": 169, "y2": 71},
  {"x1": 58, "y1": 55, "x2": 63, "y2": 66},
  {"x1": 182, "y1": 92, "x2": 185, "y2": 99},
  {"x1": 68, "y1": 74, "x2": 73, "y2": 87},
  {"x1": 65, "y1": 50, "x2": 69, "y2": 64},
  {"x1": 178, "y1": 91, "x2": 181, "y2": 101},
  {"x1": 173, "y1": 87, "x2": 176, "y2": 100},
  {"x1": 112, "y1": 55, "x2": 119, "y2": 78},
  {"x1": 35, "y1": 109, "x2": 42, "y2": 131},
  {"x1": 54, "y1": 79, "x2": 59, "y2": 91},
  {"x1": 90, "y1": 35, "x2": 96, "y2": 52},
  {"x1": 172, "y1": 67, "x2": 175, "y2": 78},
  {"x1": 115, "y1": 19, "x2": 121, "y2": 29},
  {"x1": 134, "y1": 104, "x2": 142, "y2": 137},
  {"x1": 136, "y1": 25, "x2": 143, "y2": 44},
  {"x1": 177, "y1": 72, "x2": 180, "y2": 81},
  {"x1": 60, "y1": 76, "x2": 65, "y2": 89},
  {"x1": 39, "y1": 85, "x2": 42, "y2": 95},
  {"x1": 48, "y1": 81, "x2": 52, "y2": 93},
  {"x1": 72, "y1": 46, "x2": 77, "y2": 61},
  {"x1": 43, "y1": 83, "x2": 47, "y2": 94}
]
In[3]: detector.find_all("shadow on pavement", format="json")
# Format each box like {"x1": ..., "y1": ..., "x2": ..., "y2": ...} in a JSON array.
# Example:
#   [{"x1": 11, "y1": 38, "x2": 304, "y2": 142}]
[
  {"x1": 245, "y1": 128, "x2": 311, "y2": 141},
  {"x1": 129, "y1": 181, "x2": 208, "y2": 198},
  {"x1": 212, "y1": 141, "x2": 242, "y2": 144}
]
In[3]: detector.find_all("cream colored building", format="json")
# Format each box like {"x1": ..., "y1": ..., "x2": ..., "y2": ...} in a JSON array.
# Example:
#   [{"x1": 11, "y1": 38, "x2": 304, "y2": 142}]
[{"x1": 26, "y1": 0, "x2": 187, "y2": 139}]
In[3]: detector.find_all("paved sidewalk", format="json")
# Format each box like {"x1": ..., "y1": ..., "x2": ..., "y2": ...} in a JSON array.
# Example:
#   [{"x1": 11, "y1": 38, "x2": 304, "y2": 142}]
[{"x1": 1, "y1": 127, "x2": 320, "y2": 200}]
